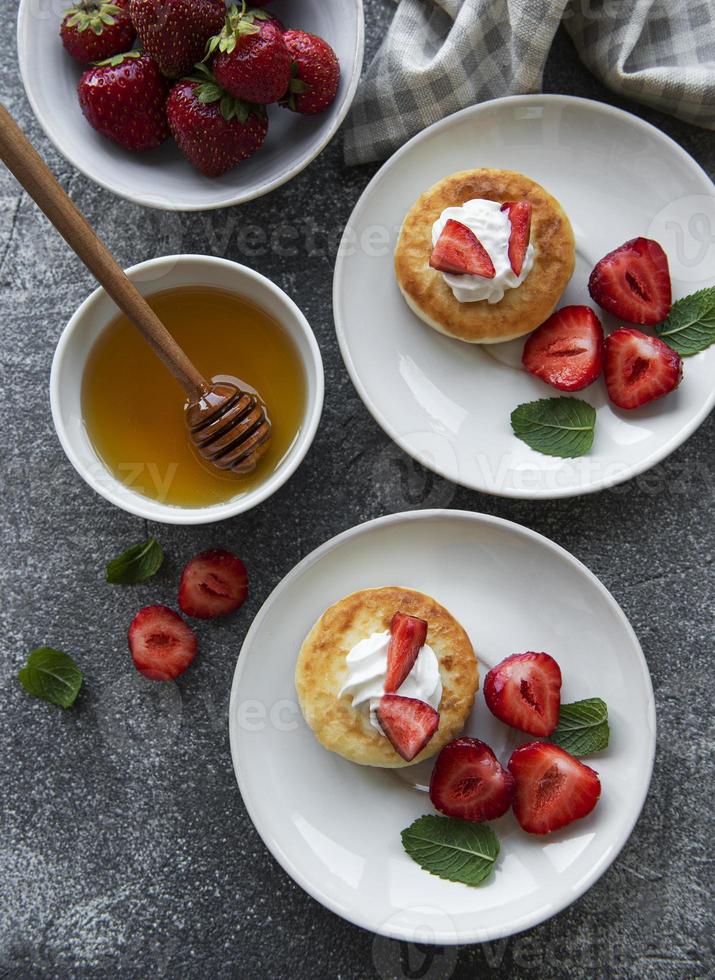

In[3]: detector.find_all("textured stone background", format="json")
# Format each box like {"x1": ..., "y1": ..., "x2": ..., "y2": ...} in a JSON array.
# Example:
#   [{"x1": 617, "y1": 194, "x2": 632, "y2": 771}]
[{"x1": 1, "y1": 1, "x2": 713, "y2": 977}]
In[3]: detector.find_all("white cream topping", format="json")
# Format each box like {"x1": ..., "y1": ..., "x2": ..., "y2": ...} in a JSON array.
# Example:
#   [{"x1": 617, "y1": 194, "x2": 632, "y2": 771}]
[
  {"x1": 338, "y1": 630, "x2": 442, "y2": 735},
  {"x1": 432, "y1": 198, "x2": 534, "y2": 304}
]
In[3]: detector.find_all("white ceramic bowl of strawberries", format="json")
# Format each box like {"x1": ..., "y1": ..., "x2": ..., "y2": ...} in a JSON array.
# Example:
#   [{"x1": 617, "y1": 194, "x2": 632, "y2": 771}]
[{"x1": 17, "y1": 0, "x2": 364, "y2": 210}]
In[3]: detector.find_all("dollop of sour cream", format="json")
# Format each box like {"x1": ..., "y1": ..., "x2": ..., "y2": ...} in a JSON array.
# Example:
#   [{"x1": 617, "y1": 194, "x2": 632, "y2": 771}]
[
  {"x1": 338, "y1": 630, "x2": 442, "y2": 735},
  {"x1": 432, "y1": 198, "x2": 535, "y2": 304}
]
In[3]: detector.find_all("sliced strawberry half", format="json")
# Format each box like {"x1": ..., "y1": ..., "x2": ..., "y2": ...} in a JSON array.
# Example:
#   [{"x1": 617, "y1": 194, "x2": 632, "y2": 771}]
[
  {"x1": 508, "y1": 742, "x2": 601, "y2": 834},
  {"x1": 429, "y1": 737, "x2": 515, "y2": 822},
  {"x1": 523, "y1": 306, "x2": 604, "y2": 391},
  {"x1": 178, "y1": 549, "x2": 248, "y2": 619},
  {"x1": 588, "y1": 237, "x2": 672, "y2": 325},
  {"x1": 385, "y1": 612, "x2": 428, "y2": 693},
  {"x1": 376, "y1": 695, "x2": 439, "y2": 762},
  {"x1": 128, "y1": 605, "x2": 198, "y2": 682},
  {"x1": 604, "y1": 327, "x2": 683, "y2": 410},
  {"x1": 430, "y1": 219, "x2": 496, "y2": 278},
  {"x1": 484, "y1": 652, "x2": 562, "y2": 737},
  {"x1": 501, "y1": 200, "x2": 532, "y2": 276}
]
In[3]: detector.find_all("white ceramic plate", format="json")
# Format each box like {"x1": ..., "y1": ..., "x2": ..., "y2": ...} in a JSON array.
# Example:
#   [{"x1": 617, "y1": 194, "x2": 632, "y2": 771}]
[
  {"x1": 229, "y1": 510, "x2": 655, "y2": 943},
  {"x1": 17, "y1": 0, "x2": 364, "y2": 210},
  {"x1": 333, "y1": 95, "x2": 715, "y2": 499}
]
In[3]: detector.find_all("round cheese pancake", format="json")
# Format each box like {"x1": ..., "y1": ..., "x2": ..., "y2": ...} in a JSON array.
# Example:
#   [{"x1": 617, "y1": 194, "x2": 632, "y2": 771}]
[
  {"x1": 295, "y1": 586, "x2": 478, "y2": 767},
  {"x1": 394, "y1": 169, "x2": 575, "y2": 343}
]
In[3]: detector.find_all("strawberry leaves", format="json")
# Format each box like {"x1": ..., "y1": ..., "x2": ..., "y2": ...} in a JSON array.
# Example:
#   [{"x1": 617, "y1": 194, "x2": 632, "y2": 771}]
[
  {"x1": 655, "y1": 286, "x2": 715, "y2": 356},
  {"x1": 401, "y1": 815, "x2": 500, "y2": 887},
  {"x1": 281, "y1": 62, "x2": 311, "y2": 111},
  {"x1": 205, "y1": 2, "x2": 269, "y2": 58},
  {"x1": 511, "y1": 397, "x2": 596, "y2": 457},
  {"x1": 94, "y1": 49, "x2": 141, "y2": 67},
  {"x1": 64, "y1": 2, "x2": 123, "y2": 34},
  {"x1": 188, "y1": 63, "x2": 259, "y2": 123}
]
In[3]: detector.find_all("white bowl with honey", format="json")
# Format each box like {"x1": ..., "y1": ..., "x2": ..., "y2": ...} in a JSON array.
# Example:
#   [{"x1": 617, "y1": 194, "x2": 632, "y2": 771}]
[{"x1": 51, "y1": 255, "x2": 324, "y2": 525}]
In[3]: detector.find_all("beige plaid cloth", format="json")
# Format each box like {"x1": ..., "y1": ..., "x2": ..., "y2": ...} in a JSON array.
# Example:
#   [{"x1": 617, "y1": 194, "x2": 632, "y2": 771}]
[{"x1": 344, "y1": 0, "x2": 715, "y2": 165}]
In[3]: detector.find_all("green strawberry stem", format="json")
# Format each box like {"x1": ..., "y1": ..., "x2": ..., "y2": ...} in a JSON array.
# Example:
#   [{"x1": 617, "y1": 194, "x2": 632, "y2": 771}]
[
  {"x1": 204, "y1": 1, "x2": 272, "y2": 59},
  {"x1": 187, "y1": 62, "x2": 263, "y2": 124},
  {"x1": 64, "y1": 0, "x2": 123, "y2": 33},
  {"x1": 94, "y1": 48, "x2": 141, "y2": 67},
  {"x1": 282, "y1": 61, "x2": 311, "y2": 111}
]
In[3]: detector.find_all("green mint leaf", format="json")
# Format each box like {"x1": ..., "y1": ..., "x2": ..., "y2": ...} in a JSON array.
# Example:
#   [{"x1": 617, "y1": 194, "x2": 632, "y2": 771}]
[
  {"x1": 106, "y1": 538, "x2": 164, "y2": 585},
  {"x1": 401, "y1": 815, "x2": 499, "y2": 887},
  {"x1": 655, "y1": 286, "x2": 715, "y2": 356},
  {"x1": 551, "y1": 698, "x2": 610, "y2": 756},
  {"x1": 18, "y1": 648, "x2": 83, "y2": 709},
  {"x1": 511, "y1": 397, "x2": 596, "y2": 458}
]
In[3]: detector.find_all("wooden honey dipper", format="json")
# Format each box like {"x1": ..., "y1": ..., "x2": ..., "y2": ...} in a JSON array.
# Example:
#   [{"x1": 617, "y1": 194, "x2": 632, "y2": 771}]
[{"x1": 0, "y1": 104, "x2": 272, "y2": 474}]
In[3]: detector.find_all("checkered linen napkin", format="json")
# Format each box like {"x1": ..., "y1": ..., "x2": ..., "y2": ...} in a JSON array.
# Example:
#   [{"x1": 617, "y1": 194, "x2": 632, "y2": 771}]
[{"x1": 344, "y1": 0, "x2": 715, "y2": 165}]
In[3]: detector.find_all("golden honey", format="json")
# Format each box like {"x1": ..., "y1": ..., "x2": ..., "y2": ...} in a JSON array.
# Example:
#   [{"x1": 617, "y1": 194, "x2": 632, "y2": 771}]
[{"x1": 82, "y1": 286, "x2": 307, "y2": 508}]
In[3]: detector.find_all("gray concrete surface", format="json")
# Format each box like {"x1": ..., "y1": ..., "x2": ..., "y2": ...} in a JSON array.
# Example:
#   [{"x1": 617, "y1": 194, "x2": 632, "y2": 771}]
[{"x1": 1, "y1": 1, "x2": 713, "y2": 977}]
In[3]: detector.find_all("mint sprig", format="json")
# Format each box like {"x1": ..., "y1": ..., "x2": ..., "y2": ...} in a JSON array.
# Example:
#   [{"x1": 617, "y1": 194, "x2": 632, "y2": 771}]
[
  {"x1": 401, "y1": 815, "x2": 499, "y2": 887},
  {"x1": 511, "y1": 397, "x2": 596, "y2": 457},
  {"x1": 106, "y1": 538, "x2": 164, "y2": 585},
  {"x1": 18, "y1": 648, "x2": 83, "y2": 709},
  {"x1": 551, "y1": 698, "x2": 610, "y2": 756},
  {"x1": 655, "y1": 286, "x2": 715, "y2": 356}
]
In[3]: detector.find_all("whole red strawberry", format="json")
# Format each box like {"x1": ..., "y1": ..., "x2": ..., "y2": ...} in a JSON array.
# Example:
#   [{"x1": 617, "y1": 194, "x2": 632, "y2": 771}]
[
  {"x1": 129, "y1": 0, "x2": 226, "y2": 78},
  {"x1": 167, "y1": 65, "x2": 268, "y2": 177},
  {"x1": 78, "y1": 51, "x2": 171, "y2": 152},
  {"x1": 281, "y1": 29, "x2": 340, "y2": 115},
  {"x1": 60, "y1": 0, "x2": 136, "y2": 64},
  {"x1": 207, "y1": 4, "x2": 291, "y2": 104}
]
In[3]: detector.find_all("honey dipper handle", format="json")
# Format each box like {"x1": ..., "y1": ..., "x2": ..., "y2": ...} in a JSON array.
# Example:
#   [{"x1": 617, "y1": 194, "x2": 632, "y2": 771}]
[{"x1": 0, "y1": 104, "x2": 207, "y2": 398}]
